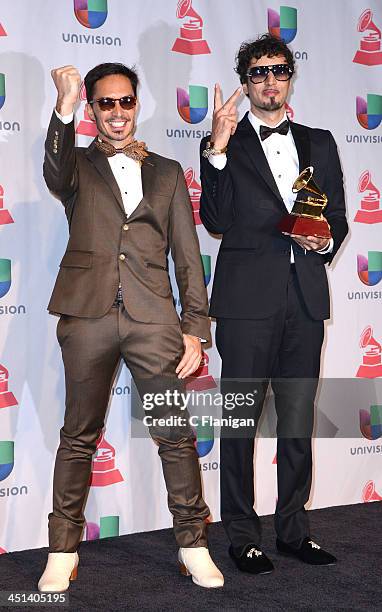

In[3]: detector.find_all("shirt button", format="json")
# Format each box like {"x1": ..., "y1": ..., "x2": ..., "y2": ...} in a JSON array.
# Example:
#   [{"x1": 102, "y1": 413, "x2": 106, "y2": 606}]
[
  {"x1": 278, "y1": 174, "x2": 282, "y2": 178},
  {"x1": 124, "y1": 191, "x2": 128, "y2": 195},
  {"x1": 276, "y1": 151, "x2": 280, "y2": 154},
  {"x1": 123, "y1": 224, "x2": 129, "y2": 231},
  {"x1": 119, "y1": 253, "x2": 126, "y2": 261}
]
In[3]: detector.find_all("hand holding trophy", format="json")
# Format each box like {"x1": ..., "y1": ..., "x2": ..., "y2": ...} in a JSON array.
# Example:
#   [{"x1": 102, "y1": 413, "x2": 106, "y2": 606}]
[{"x1": 278, "y1": 166, "x2": 331, "y2": 250}]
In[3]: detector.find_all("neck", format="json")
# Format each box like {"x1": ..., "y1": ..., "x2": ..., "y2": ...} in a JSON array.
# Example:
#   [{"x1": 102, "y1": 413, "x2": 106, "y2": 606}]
[
  {"x1": 98, "y1": 135, "x2": 135, "y2": 149},
  {"x1": 250, "y1": 105, "x2": 285, "y2": 126}
]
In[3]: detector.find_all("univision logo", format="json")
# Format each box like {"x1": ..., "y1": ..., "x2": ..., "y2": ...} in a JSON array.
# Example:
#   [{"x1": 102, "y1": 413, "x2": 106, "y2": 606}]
[
  {"x1": 356, "y1": 94, "x2": 382, "y2": 129},
  {"x1": 62, "y1": 0, "x2": 121, "y2": 46},
  {"x1": 346, "y1": 95, "x2": 382, "y2": 143},
  {"x1": 0, "y1": 441, "x2": 14, "y2": 481},
  {"x1": 0, "y1": 20, "x2": 6, "y2": 36},
  {"x1": 86, "y1": 515, "x2": 119, "y2": 540},
  {"x1": 0, "y1": 259, "x2": 11, "y2": 298},
  {"x1": 201, "y1": 254, "x2": 211, "y2": 287},
  {"x1": 268, "y1": 5, "x2": 297, "y2": 43},
  {"x1": 0, "y1": 73, "x2": 5, "y2": 110},
  {"x1": 357, "y1": 252, "x2": 382, "y2": 286},
  {"x1": 74, "y1": 0, "x2": 108, "y2": 28},
  {"x1": 360, "y1": 405, "x2": 382, "y2": 440},
  {"x1": 194, "y1": 418, "x2": 214, "y2": 457},
  {"x1": 177, "y1": 85, "x2": 208, "y2": 124}
]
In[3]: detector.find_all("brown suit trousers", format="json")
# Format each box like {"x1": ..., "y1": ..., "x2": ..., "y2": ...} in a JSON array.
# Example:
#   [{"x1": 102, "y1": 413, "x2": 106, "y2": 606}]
[{"x1": 49, "y1": 305, "x2": 210, "y2": 551}]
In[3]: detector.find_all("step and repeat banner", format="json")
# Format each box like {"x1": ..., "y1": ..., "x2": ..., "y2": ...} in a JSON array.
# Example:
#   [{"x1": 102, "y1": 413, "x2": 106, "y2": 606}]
[{"x1": 1, "y1": 0, "x2": 382, "y2": 553}]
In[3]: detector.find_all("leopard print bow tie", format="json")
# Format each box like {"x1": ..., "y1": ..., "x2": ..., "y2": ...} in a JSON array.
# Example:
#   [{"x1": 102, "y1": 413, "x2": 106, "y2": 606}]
[{"x1": 95, "y1": 138, "x2": 149, "y2": 163}]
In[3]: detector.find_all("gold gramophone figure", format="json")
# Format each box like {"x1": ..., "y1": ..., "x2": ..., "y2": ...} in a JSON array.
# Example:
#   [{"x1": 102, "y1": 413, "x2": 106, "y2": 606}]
[{"x1": 278, "y1": 166, "x2": 331, "y2": 238}]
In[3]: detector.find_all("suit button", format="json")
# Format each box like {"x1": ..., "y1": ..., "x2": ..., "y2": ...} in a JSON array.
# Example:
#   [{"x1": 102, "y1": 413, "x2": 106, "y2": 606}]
[
  {"x1": 119, "y1": 253, "x2": 126, "y2": 261},
  {"x1": 122, "y1": 224, "x2": 129, "y2": 231},
  {"x1": 54, "y1": 131, "x2": 59, "y2": 136}
]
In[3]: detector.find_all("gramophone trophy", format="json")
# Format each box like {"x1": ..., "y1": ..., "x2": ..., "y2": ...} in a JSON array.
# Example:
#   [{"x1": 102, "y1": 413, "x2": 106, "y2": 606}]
[
  {"x1": 356, "y1": 325, "x2": 382, "y2": 378},
  {"x1": 353, "y1": 9, "x2": 382, "y2": 66},
  {"x1": 172, "y1": 0, "x2": 211, "y2": 55},
  {"x1": 354, "y1": 170, "x2": 382, "y2": 223},
  {"x1": 278, "y1": 166, "x2": 331, "y2": 238},
  {"x1": 76, "y1": 82, "x2": 97, "y2": 138}
]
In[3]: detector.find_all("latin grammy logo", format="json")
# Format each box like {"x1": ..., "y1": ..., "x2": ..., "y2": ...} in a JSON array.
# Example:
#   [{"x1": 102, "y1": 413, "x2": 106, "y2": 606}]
[
  {"x1": 354, "y1": 170, "x2": 382, "y2": 224},
  {"x1": 0, "y1": 185, "x2": 14, "y2": 226},
  {"x1": 353, "y1": 9, "x2": 382, "y2": 66},
  {"x1": 76, "y1": 82, "x2": 97, "y2": 138},
  {"x1": 0, "y1": 22, "x2": 6, "y2": 37},
  {"x1": 186, "y1": 352, "x2": 217, "y2": 391},
  {"x1": 0, "y1": 364, "x2": 17, "y2": 410},
  {"x1": 362, "y1": 480, "x2": 382, "y2": 502},
  {"x1": 172, "y1": 0, "x2": 211, "y2": 55},
  {"x1": 89, "y1": 432, "x2": 123, "y2": 487},
  {"x1": 285, "y1": 102, "x2": 294, "y2": 122},
  {"x1": 184, "y1": 167, "x2": 202, "y2": 225},
  {"x1": 356, "y1": 326, "x2": 382, "y2": 378}
]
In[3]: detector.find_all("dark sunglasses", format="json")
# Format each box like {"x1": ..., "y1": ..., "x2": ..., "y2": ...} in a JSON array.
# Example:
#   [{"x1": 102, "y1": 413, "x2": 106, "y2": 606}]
[
  {"x1": 89, "y1": 95, "x2": 137, "y2": 111},
  {"x1": 246, "y1": 64, "x2": 294, "y2": 84}
]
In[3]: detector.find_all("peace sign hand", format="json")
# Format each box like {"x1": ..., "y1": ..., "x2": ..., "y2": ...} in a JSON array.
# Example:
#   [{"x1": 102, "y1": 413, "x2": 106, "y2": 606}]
[{"x1": 211, "y1": 83, "x2": 242, "y2": 150}]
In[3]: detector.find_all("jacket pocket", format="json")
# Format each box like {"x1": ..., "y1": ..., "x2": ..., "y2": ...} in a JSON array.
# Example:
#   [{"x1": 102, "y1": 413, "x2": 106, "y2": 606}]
[
  {"x1": 145, "y1": 260, "x2": 167, "y2": 271},
  {"x1": 60, "y1": 250, "x2": 93, "y2": 268}
]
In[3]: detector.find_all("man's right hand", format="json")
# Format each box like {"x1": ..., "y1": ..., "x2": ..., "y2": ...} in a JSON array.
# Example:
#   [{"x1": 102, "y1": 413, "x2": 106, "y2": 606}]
[
  {"x1": 210, "y1": 83, "x2": 242, "y2": 150},
  {"x1": 51, "y1": 65, "x2": 81, "y2": 116}
]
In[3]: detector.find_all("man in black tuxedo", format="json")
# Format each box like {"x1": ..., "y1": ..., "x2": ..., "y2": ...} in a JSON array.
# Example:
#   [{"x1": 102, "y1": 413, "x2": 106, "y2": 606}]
[{"x1": 199, "y1": 34, "x2": 348, "y2": 574}]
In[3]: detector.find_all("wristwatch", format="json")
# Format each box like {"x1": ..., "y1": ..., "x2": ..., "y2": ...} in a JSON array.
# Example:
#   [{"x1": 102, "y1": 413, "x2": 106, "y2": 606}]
[{"x1": 202, "y1": 141, "x2": 228, "y2": 159}]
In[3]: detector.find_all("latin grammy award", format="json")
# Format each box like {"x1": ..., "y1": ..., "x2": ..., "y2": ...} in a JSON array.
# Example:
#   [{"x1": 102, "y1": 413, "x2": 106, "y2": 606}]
[{"x1": 278, "y1": 166, "x2": 331, "y2": 238}]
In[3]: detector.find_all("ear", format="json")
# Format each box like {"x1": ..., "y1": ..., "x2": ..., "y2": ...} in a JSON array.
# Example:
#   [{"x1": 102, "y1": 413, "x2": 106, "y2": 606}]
[
  {"x1": 242, "y1": 83, "x2": 248, "y2": 96},
  {"x1": 86, "y1": 103, "x2": 96, "y2": 122}
]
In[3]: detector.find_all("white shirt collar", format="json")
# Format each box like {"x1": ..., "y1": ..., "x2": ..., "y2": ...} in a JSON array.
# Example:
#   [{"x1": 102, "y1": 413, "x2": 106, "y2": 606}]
[{"x1": 248, "y1": 110, "x2": 288, "y2": 137}]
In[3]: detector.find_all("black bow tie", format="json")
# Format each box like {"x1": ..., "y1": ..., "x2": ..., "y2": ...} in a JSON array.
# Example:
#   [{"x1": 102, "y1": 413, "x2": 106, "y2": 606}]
[{"x1": 259, "y1": 120, "x2": 289, "y2": 141}]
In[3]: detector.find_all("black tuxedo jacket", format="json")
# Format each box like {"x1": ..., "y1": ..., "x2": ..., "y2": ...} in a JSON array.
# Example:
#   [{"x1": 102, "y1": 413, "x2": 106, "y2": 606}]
[{"x1": 199, "y1": 112, "x2": 348, "y2": 321}]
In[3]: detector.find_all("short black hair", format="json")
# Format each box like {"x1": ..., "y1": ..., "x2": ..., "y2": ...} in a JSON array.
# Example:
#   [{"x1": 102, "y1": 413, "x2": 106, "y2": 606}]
[
  {"x1": 84, "y1": 62, "x2": 139, "y2": 102},
  {"x1": 235, "y1": 34, "x2": 295, "y2": 84}
]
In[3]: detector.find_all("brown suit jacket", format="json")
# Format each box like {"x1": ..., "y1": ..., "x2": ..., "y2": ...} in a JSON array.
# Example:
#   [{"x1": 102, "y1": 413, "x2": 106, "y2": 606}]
[{"x1": 44, "y1": 112, "x2": 210, "y2": 342}]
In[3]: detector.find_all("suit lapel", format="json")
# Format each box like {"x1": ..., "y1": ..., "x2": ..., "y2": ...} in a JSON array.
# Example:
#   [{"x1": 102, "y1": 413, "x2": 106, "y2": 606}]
[
  {"x1": 289, "y1": 121, "x2": 311, "y2": 173},
  {"x1": 86, "y1": 140, "x2": 125, "y2": 213},
  {"x1": 236, "y1": 113, "x2": 284, "y2": 204},
  {"x1": 127, "y1": 155, "x2": 156, "y2": 222},
  {"x1": 85, "y1": 141, "x2": 156, "y2": 218}
]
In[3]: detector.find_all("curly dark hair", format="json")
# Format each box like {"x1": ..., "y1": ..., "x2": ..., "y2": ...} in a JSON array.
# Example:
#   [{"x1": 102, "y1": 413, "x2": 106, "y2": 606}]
[
  {"x1": 235, "y1": 34, "x2": 295, "y2": 84},
  {"x1": 84, "y1": 63, "x2": 139, "y2": 102}
]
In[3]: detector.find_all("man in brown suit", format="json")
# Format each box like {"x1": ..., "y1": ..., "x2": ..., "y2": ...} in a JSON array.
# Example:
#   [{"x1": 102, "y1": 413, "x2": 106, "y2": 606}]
[{"x1": 38, "y1": 63, "x2": 223, "y2": 592}]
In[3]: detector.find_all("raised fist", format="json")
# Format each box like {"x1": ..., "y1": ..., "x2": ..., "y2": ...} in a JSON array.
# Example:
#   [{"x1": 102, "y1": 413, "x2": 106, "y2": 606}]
[{"x1": 51, "y1": 65, "x2": 81, "y2": 115}]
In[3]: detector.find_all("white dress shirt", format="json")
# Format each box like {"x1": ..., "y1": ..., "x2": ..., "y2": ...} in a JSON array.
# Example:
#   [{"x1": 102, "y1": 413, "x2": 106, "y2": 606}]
[{"x1": 209, "y1": 110, "x2": 333, "y2": 257}]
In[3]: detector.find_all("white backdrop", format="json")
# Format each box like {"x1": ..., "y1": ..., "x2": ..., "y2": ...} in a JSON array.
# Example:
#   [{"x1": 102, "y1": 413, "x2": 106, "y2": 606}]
[{"x1": 1, "y1": 0, "x2": 382, "y2": 553}]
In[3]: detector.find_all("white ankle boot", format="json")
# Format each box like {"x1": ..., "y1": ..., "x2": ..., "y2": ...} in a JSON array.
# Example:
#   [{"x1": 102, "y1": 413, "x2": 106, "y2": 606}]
[
  {"x1": 38, "y1": 552, "x2": 79, "y2": 592},
  {"x1": 178, "y1": 547, "x2": 224, "y2": 588}
]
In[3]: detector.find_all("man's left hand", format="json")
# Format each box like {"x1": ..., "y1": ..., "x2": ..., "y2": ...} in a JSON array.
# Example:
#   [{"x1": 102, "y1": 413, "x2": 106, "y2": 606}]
[
  {"x1": 289, "y1": 234, "x2": 331, "y2": 251},
  {"x1": 176, "y1": 335, "x2": 202, "y2": 379}
]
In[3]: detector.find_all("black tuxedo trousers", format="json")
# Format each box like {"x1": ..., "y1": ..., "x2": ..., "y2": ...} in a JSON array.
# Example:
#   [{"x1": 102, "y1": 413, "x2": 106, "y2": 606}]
[{"x1": 216, "y1": 267, "x2": 324, "y2": 553}]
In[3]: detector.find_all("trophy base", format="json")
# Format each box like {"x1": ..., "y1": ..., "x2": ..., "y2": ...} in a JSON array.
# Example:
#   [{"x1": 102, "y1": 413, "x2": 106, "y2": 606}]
[
  {"x1": 356, "y1": 364, "x2": 382, "y2": 378},
  {"x1": 278, "y1": 215, "x2": 331, "y2": 238},
  {"x1": 186, "y1": 375, "x2": 217, "y2": 392},
  {"x1": 172, "y1": 38, "x2": 211, "y2": 55},
  {"x1": 353, "y1": 50, "x2": 382, "y2": 66},
  {"x1": 354, "y1": 209, "x2": 382, "y2": 224},
  {"x1": 76, "y1": 120, "x2": 97, "y2": 137},
  {"x1": 0, "y1": 391, "x2": 17, "y2": 409},
  {"x1": 89, "y1": 469, "x2": 123, "y2": 487},
  {"x1": 0, "y1": 209, "x2": 13, "y2": 225}
]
